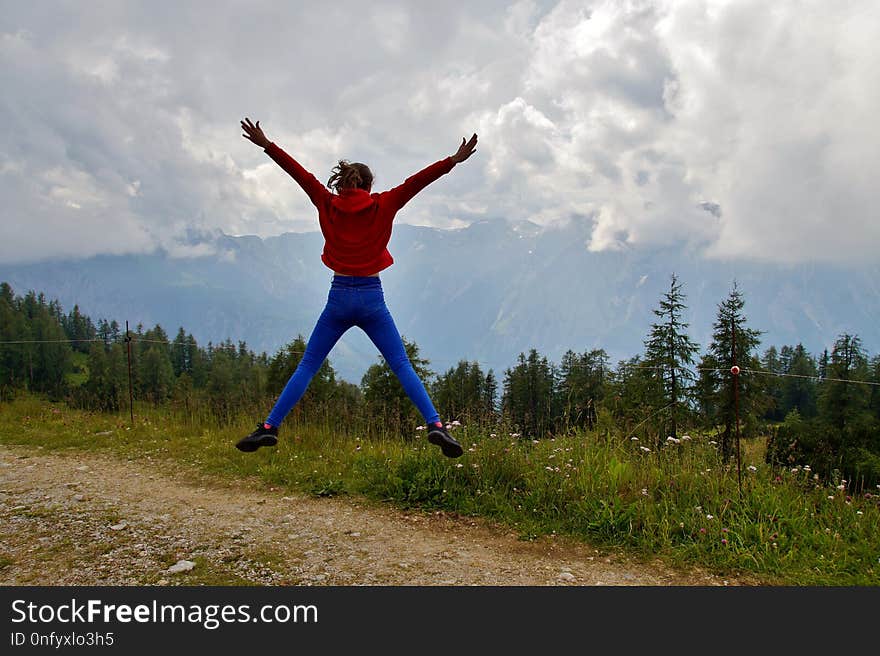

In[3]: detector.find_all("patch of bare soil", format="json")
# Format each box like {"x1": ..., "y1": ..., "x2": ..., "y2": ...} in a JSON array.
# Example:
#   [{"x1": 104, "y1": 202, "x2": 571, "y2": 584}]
[{"x1": 0, "y1": 445, "x2": 745, "y2": 586}]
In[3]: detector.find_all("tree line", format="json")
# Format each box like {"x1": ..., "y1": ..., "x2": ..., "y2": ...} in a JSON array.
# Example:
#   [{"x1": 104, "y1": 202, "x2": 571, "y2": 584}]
[{"x1": 1, "y1": 278, "x2": 878, "y2": 485}]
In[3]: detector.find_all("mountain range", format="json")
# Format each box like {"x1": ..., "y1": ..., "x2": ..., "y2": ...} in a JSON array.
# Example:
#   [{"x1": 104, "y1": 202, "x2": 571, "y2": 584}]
[{"x1": 2, "y1": 219, "x2": 878, "y2": 383}]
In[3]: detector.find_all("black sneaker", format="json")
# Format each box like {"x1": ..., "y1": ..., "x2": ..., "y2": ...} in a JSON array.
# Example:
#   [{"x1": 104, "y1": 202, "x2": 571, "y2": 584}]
[
  {"x1": 427, "y1": 423, "x2": 463, "y2": 458},
  {"x1": 236, "y1": 423, "x2": 278, "y2": 452}
]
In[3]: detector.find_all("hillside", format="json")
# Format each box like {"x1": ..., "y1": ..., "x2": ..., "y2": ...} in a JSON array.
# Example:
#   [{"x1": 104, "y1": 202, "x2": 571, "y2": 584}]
[{"x1": 2, "y1": 220, "x2": 878, "y2": 382}]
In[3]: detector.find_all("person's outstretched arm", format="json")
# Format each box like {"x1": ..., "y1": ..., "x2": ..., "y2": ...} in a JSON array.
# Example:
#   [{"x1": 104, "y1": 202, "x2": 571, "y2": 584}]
[
  {"x1": 386, "y1": 133, "x2": 478, "y2": 211},
  {"x1": 241, "y1": 117, "x2": 329, "y2": 208}
]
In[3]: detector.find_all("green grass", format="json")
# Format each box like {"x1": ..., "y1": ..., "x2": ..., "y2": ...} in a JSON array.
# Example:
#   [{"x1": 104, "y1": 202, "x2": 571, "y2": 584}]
[{"x1": 1, "y1": 394, "x2": 878, "y2": 585}]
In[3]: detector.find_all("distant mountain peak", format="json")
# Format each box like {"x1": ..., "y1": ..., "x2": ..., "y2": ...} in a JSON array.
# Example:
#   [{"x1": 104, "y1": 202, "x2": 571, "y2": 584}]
[{"x1": 1, "y1": 220, "x2": 877, "y2": 384}]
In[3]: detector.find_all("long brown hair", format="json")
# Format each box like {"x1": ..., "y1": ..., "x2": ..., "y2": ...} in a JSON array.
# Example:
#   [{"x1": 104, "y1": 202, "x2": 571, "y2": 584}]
[{"x1": 327, "y1": 160, "x2": 374, "y2": 193}]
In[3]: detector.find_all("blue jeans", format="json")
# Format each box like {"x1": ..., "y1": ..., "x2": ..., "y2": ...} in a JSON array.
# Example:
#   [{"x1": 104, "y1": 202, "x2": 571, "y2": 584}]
[{"x1": 266, "y1": 275, "x2": 441, "y2": 427}]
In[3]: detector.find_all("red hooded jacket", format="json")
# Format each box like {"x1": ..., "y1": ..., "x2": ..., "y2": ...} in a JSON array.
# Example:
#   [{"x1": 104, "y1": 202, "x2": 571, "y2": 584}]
[{"x1": 264, "y1": 142, "x2": 456, "y2": 276}]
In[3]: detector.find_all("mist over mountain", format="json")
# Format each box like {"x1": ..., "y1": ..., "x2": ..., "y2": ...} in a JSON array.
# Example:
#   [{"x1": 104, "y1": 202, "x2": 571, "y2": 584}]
[{"x1": 2, "y1": 220, "x2": 878, "y2": 383}]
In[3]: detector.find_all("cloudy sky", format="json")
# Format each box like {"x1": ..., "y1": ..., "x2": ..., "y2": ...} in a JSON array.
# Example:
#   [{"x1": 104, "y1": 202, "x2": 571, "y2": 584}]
[{"x1": 1, "y1": 0, "x2": 878, "y2": 265}]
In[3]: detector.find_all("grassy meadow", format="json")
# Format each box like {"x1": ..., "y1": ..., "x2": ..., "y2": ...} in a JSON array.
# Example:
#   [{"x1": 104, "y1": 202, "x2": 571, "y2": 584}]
[{"x1": 1, "y1": 393, "x2": 878, "y2": 585}]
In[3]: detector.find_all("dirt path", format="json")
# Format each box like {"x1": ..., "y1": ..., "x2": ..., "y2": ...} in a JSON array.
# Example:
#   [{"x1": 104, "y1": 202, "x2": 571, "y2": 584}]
[{"x1": 0, "y1": 444, "x2": 739, "y2": 586}]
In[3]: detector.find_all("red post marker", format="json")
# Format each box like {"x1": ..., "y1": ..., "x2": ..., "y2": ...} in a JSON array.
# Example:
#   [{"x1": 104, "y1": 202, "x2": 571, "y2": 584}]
[{"x1": 730, "y1": 365, "x2": 740, "y2": 376}]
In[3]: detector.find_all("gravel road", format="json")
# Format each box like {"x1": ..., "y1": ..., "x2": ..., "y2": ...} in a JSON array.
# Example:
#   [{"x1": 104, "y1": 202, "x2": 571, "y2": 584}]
[{"x1": 0, "y1": 444, "x2": 738, "y2": 586}]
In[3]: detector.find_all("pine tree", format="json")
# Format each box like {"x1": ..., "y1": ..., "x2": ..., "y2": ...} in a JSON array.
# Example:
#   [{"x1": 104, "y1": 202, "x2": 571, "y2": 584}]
[
  {"x1": 483, "y1": 370, "x2": 498, "y2": 422},
  {"x1": 187, "y1": 334, "x2": 206, "y2": 387},
  {"x1": 781, "y1": 344, "x2": 818, "y2": 418},
  {"x1": 761, "y1": 345, "x2": 785, "y2": 421},
  {"x1": 172, "y1": 328, "x2": 189, "y2": 377},
  {"x1": 63, "y1": 305, "x2": 97, "y2": 353},
  {"x1": 138, "y1": 325, "x2": 174, "y2": 404},
  {"x1": 556, "y1": 349, "x2": 608, "y2": 432},
  {"x1": 819, "y1": 334, "x2": 869, "y2": 429},
  {"x1": 97, "y1": 319, "x2": 113, "y2": 347},
  {"x1": 695, "y1": 352, "x2": 720, "y2": 428},
  {"x1": 870, "y1": 355, "x2": 880, "y2": 422},
  {"x1": 84, "y1": 342, "x2": 108, "y2": 408},
  {"x1": 706, "y1": 283, "x2": 762, "y2": 461},
  {"x1": 501, "y1": 349, "x2": 556, "y2": 438},
  {"x1": 609, "y1": 356, "x2": 656, "y2": 438},
  {"x1": 19, "y1": 291, "x2": 72, "y2": 396},
  {"x1": 140, "y1": 346, "x2": 174, "y2": 405},
  {"x1": 0, "y1": 283, "x2": 28, "y2": 394},
  {"x1": 106, "y1": 343, "x2": 129, "y2": 411},
  {"x1": 84, "y1": 342, "x2": 126, "y2": 411},
  {"x1": 642, "y1": 274, "x2": 700, "y2": 443},
  {"x1": 207, "y1": 347, "x2": 236, "y2": 421},
  {"x1": 432, "y1": 360, "x2": 492, "y2": 425}
]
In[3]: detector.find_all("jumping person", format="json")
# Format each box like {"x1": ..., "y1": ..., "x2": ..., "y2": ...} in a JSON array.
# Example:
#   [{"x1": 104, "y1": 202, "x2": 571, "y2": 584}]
[{"x1": 236, "y1": 117, "x2": 477, "y2": 458}]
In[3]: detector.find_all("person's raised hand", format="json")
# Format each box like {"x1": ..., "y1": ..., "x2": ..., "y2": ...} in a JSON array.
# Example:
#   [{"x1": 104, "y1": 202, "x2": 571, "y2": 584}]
[
  {"x1": 241, "y1": 117, "x2": 270, "y2": 149},
  {"x1": 451, "y1": 133, "x2": 478, "y2": 163}
]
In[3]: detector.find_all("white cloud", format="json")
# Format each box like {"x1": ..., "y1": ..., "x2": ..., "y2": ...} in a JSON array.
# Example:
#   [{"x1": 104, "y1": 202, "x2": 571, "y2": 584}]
[
  {"x1": 0, "y1": 0, "x2": 878, "y2": 265},
  {"x1": 657, "y1": 0, "x2": 880, "y2": 263}
]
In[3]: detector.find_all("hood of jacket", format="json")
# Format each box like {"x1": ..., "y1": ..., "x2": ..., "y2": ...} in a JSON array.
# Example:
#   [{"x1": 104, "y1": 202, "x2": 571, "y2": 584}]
[{"x1": 330, "y1": 188, "x2": 376, "y2": 213}]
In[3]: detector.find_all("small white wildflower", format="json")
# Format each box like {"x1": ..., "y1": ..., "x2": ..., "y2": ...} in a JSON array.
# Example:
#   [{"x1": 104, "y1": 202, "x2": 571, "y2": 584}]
[
  {"x1": 640, "y1": 446, "x2": 651, "y2": 453},
  {"x1": 747, "y1": 465, "x2": 757, "y2": 472},
  {"x1": 415, "y1": 425, "x2": 426, "y2": 431},
  {"x1": 545, "y1": 466, "x2": 554, "y2": 471},
  {"x1": 631, "y1": 437, "x2": 639, "y2": 441},
  {"x1": 791, "y1": 468, "x2": 799, "y2": 473},
  {"x1": 455, "y1": 463, "x2": 463, "y2": 468},
  {"x1": 490, "y1": 433, "x2": 497, "y2": 438},
  {"x1": 803, "y1": 465, "x2": 811, "y2": 471},
  {"x1": 445, "y1": 423, "x2": 453, "y2": 429},
  {"x1": 841, "y1": 479, "x2": 847, "y2": 485},
  {"x1": 641, "y1": 488, "x2": 648, "y2": 496},
  {"x1": 681, "y1": 434, "x2": 691, "y2": 441},
  {"x1": 532, "y1": 439, "x2": 539, "y2": 444},
  {"x1": 837, "y1": 484, "x2": 845, "y2": 490},
  {"x1": 856, "y1": 511, "x2": 863, "y2": 516},
  {"x1": 709, "y1": 440, "x2": 717, "y2": 446},
  {"x1": 451, "y1": 420, "x2": 461, "y2": 427},
  {"x1": 695, "y1": 506, "x2": 702, "y2": 511},
  {"x1": 706, "y1": 514, "x2": 714, "y2": 520},
  {"x1": 827, "y1": 495, "x2": 834, "y2": 500}
]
